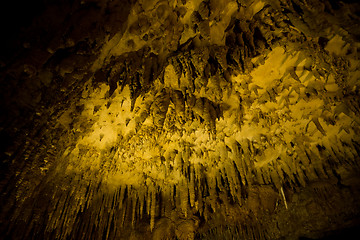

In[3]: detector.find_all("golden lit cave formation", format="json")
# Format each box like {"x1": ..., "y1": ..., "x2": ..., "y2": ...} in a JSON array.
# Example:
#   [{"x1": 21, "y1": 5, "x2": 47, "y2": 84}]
[{"x1": 1, "y1": 0, "x2": 360, "y2": 239}]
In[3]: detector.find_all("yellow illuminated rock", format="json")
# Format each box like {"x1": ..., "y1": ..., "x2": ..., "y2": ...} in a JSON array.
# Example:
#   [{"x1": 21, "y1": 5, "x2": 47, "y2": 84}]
[{"x1": 0, "y1": 0, "x2": 360, "y2": 239}]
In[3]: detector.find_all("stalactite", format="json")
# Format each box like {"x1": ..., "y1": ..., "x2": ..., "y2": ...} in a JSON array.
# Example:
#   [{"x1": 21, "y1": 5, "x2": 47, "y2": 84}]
[
  {"x1": 120, "y1": 197, "x2": 127, "y2": 228},
  {"x1": 150, "y1": 190, "x2": 156, "y2": 231},
  {"x1": 189, "y1": 166, "x2": 195, "y2": 208},
  {"x1": 270, "y1": 167, "x2": 282, "y2": 191}
]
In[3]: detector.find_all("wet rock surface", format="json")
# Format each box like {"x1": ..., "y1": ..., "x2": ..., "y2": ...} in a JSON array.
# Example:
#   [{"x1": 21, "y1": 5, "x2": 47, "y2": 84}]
[{"x1": 1, "y1": 0, "x2": 360, "y2": 239}]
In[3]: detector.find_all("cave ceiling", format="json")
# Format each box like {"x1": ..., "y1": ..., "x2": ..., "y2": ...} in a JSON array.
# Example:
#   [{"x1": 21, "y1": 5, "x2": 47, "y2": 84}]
[{"x1": 1, "y1": 0, "x2": 360, "y2": 239}]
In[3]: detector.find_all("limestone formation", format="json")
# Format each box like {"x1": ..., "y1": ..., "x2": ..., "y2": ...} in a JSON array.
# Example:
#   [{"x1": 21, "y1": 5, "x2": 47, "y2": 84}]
[{"x1": 1, "y1": 0, "x2": 360, "y2": 239}]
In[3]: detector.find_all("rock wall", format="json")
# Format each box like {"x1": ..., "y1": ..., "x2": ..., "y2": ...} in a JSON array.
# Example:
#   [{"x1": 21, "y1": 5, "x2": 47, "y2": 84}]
[{"x1": 1, "y1": 0, "x2": 360, "y2": 239}]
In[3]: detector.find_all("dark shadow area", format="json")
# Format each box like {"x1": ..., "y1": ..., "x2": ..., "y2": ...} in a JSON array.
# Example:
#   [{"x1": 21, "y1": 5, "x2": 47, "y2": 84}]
[{"x1": 300, "y1": 225, "x2": 360, "y2": 240}]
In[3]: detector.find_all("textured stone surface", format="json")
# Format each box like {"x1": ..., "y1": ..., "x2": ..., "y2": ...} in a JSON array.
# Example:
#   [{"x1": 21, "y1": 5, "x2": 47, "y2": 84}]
[{"x1": 1, "y1": 0, "x2": 360, "y2": 239}]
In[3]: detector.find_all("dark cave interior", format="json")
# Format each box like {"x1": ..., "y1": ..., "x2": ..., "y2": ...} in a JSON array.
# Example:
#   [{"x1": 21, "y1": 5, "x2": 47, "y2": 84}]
[{"x1": 1, "y1": 0, "x2": 360, "y2": 239}]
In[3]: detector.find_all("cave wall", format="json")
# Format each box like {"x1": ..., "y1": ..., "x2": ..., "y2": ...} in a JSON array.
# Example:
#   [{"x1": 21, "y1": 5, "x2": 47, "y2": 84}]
[{"x1": 1, "y1": 0, "x2": 360, "y2": 239}]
